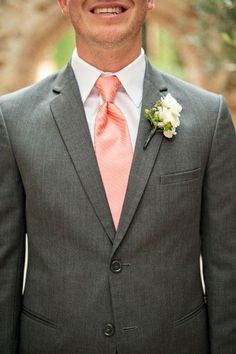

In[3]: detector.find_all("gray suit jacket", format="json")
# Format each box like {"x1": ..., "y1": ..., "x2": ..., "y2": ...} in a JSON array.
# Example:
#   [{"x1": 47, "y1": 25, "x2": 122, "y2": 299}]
[{"x1": 0, "y1": 60, "x2": 235, "y2": 354}]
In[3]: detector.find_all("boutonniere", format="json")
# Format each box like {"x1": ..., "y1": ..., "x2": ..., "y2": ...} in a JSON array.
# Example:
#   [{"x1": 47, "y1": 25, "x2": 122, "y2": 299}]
[{"x1": 143, "y1": 93, "x2": 182, "y2": 150}]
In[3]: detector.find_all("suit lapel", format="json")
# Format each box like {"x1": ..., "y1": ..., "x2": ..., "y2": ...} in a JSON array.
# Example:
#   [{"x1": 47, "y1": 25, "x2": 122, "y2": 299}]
[
  {"x1": 50, "y1": 64, "x2": 116, "y2": 243},
  {"x1": 112, "y1": 60, "x2": 168, "y2": 255}
]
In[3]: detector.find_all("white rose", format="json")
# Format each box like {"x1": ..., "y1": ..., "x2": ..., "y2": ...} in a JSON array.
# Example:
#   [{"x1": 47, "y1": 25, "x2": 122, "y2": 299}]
[
  {"x1": 158, "y1": 107, "x2": 173, "y2": 124},
  {"x1": 163, "y1": 128, "x2": 177, "y2": 139},
  {"x1": 158, "y1": 107, "x2": 180, "y2": 128},
  {"x1": 171, "y1": 115, "x2": 180, "y2": 128},
  {"x1": 161, "y1": 93, "x2": 182, "y2": 117}
]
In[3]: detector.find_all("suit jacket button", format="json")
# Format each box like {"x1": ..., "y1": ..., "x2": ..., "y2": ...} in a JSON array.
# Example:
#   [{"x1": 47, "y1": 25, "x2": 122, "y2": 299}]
[
  {"x1": 111, "y1": 260, "x2": 122, "y2": 273},
  {"x1": 104, "y1": 323, "x2": 115, "y2": 337}
]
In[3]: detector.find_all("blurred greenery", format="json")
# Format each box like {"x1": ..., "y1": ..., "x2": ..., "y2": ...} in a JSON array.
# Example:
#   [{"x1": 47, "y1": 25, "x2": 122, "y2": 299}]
[
  {"x1": 192, "y1": 0, "x2": 236, "y2": 64},
  {"x1": 52, "y1": 29, "x2": 75, "y2": 68},
  {"x1": 149, "y1": 28, "x2": 185, "y2": 79}
]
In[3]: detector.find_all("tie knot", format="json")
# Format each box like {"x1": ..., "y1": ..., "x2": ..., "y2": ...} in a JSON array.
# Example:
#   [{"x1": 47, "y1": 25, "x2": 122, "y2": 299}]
[{"x1": 96, "y1": 76, "x2": 120, "y2": 103}]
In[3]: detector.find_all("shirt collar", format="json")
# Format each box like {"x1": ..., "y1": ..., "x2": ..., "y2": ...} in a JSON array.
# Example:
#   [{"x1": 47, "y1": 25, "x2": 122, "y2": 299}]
[
  {"x1": 71, "y1": 51, "x2": 102, "y2": 103},
  {"x1": 71, "y1": 49, "x2": 146, "y2": 108}
]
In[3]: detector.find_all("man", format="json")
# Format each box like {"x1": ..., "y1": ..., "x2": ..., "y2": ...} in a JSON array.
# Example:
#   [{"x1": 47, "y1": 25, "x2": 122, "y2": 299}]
[{"x1": 0, "y1": 0, "x2": 235, "y2": 352}]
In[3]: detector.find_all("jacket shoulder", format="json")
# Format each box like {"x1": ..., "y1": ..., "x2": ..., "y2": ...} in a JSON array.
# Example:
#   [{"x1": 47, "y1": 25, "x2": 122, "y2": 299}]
[
  {"x1": 147, "y1": 63, "x2": 233, "y2": 141},
  {"x1": 149, "y1": 66, "x2": 227, "y2": 127},
  {"x1": 0, "y1": 66, "x2": 67, "y2": 112},
  {"x1": 157, "y1": 69, "x2": 220, "y2": 104}
]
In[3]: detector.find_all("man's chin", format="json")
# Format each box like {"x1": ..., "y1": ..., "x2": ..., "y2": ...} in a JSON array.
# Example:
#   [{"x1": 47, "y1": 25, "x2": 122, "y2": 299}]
[{"x1": 91, "y1": 32, "x2": 136, "y2": 49}]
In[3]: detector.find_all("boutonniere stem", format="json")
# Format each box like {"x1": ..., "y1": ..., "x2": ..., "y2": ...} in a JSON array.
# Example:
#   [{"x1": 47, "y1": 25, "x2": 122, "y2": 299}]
[
  {"x1": 143, "y1": 93, "x2": 182, "y2": 150},
  {"x1": 143, "y1": 126, "x2": 161, "y2": 150}
]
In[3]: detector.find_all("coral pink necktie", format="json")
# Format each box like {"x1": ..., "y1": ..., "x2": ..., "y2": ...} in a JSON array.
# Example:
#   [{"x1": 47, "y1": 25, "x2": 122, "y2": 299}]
[{"x1": 95, "y1": 76, "x2": 133, "y2": 229}]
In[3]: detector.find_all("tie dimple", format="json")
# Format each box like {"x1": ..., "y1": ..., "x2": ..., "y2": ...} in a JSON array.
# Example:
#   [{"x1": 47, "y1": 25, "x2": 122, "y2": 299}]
[
  {"x1": 95, "y1": 76, "x2": 133, "y2": 229},
  {"x1": 96, "y1": 76, "x2": 120, "y2": 103}
]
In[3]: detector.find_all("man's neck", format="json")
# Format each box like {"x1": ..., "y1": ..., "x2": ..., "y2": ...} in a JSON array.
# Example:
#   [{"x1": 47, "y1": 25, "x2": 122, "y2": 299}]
[{"x1": 75, "y1": 40, "x2": 142, "y2": 72}]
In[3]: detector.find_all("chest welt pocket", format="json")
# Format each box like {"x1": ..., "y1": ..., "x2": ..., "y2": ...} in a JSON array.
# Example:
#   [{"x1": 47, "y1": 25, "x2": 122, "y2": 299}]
[{"x1": 160, "y1": 168, "x2": 201, "y2": 185}]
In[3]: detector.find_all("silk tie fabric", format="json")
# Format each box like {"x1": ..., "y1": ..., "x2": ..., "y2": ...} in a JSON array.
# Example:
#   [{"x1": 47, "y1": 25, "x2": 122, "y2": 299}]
[{"x1": 95, "y1": 76, "x2": 133, "y2": 229}]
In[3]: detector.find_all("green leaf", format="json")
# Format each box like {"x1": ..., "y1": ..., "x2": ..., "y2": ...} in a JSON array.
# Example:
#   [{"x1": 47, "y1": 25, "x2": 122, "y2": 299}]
[{"x1": 222, "y1": 32, "x2": 236, "y2": 46}]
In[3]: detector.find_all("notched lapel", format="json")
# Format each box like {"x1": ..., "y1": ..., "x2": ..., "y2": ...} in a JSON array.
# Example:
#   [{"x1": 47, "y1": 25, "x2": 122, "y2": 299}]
[
  {"x1": 50, "y1": 64, "x2": 116, "y2": 243},
  {"x1": 112, "y1": 61, "x2": 168, "y2": 254}
]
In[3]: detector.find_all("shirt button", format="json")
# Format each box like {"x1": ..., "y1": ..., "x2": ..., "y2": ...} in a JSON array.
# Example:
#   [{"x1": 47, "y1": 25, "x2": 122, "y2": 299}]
[
  {"x1": 104, "y1": 323, "x2": 115, "y2": 337},
  {"x1": 110, "y1": 260, "x2": 122, "y2": 273}
]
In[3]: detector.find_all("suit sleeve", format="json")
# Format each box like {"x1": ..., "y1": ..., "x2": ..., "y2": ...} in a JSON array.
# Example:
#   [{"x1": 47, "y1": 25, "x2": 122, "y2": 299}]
[
  {"x1": 0, "y1": 106, "x2": 26, "y2": 353},
  {"x1": 201, "y1": 96, "x2": 236, "y2": 353}
]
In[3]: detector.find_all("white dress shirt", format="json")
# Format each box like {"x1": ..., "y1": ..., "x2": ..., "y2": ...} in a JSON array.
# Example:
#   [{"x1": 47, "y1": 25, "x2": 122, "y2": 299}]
[{"x1": 71, "y1": 49, "x2": 146, "y2": 149}]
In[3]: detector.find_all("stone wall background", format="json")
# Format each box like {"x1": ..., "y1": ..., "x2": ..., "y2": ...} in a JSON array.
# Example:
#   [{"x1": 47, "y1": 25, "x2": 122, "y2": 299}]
[{"x1": 0, "y1": 0, "x2": 68, "y2": 92}]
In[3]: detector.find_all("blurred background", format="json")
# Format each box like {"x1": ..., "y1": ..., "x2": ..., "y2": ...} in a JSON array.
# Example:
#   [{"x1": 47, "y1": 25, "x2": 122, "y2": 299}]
[{"x1": 0, "y1": 0, "x2": 235, "y2": 125}]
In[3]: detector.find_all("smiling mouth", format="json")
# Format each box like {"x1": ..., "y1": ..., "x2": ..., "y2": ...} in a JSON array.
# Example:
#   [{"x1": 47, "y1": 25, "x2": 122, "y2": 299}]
[{"x1": 91, "y1": 6, "x2": 126, "y2": 15}]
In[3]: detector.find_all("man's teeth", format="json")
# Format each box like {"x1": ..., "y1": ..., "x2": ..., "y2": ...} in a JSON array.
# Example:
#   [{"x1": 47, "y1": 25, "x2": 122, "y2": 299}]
[{"x1": 93, "y1": 7, "x2": 123, "y2": 14}]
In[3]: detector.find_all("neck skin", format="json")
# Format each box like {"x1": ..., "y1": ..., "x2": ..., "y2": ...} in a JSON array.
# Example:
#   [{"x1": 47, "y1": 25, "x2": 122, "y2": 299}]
[{"x1": 75, "y1": 33, "x2": 142, "y2": 72}]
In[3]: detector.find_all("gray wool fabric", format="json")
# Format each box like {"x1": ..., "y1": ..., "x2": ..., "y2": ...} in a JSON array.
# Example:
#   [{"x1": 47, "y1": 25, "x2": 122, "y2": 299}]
[{"x1": 0, "y1": 59, "x2": 236, "y2": 354}]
